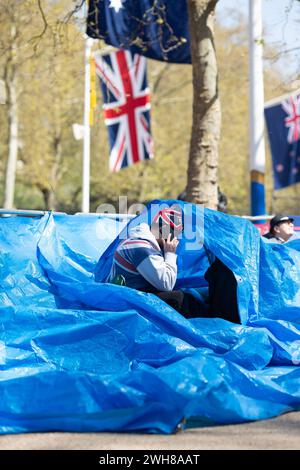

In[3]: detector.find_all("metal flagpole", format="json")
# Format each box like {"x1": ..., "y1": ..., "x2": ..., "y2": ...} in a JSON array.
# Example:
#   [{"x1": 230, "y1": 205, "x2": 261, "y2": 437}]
[
  {"x1": 249, "y1": 0, "x2": 266, "y2": 217},
  {"x1": 82, "y1": 37, "x2": 93, "y2": 213}
]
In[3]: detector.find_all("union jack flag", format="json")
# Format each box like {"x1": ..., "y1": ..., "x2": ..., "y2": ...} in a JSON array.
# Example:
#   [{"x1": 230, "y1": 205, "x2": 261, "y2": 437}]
[
  {"x1": 94, "y1": 49, "x2": 154, "y2": 172},
  {"x1": 282, "y1": 95, "x2": 300, "y2": 144}
]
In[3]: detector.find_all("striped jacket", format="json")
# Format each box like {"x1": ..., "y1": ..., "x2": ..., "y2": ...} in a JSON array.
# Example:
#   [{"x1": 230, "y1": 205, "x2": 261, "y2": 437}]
[{"x1": 108, "y1": 223, "x2": 177, "y2": 292}]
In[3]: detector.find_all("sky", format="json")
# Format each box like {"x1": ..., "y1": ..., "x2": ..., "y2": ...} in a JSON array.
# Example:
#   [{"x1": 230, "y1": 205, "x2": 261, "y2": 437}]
[{"x1": 216, "y1": 0, "x2": 300, "y2": 83}]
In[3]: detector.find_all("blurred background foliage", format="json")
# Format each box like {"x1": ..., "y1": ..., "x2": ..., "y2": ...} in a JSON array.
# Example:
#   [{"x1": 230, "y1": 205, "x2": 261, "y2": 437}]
[{"x1": 0, "y1": 0, "x2": 299, "y2": 214}]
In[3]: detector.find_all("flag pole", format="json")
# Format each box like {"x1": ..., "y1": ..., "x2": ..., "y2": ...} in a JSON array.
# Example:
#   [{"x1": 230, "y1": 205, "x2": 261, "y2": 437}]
[
  {"x1": 249, "y1": 0, "x2": 266, "y2": 217},
  {"x1": 82, "y1": 37, "x2": 93, "y2": 213}
]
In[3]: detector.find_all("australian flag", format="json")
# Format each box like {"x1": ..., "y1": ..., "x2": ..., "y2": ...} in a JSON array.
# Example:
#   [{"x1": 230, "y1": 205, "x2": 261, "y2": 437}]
[
  {"x1": 87, "y1": 0, "x2": 191, "y2": 63},
  {"x1": 95, "y1": 49, "x2": 154, "y2": 172},
  {"x1": 265, "y1": 92, "x2": 300, "y2": 189}
]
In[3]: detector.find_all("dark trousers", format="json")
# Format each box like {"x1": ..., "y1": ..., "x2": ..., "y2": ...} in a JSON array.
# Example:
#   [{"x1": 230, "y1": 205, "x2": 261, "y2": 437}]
[
  {"x1": 155, "y1": 291, "x2": 209, "y2": 319},
  {"x1": 155, "y1": 291, "x2": 184, "y2": 312}
]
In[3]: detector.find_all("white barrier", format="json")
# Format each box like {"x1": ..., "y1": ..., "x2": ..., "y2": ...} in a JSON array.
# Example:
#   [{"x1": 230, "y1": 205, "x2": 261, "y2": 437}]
[
  {"x1": 0, "y1": 208, "x2": 135, "y2": 220},
  {"x1": 0, "y1": 208, "x2": 271, "y2": 221}
]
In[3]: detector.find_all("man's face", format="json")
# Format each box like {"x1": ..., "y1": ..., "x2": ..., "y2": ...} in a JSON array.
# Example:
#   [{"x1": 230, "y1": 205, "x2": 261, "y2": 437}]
[
  {"x1": 159, "y1": 225, "x2": 180, "y2": 241},
  {"x1": 152, "y1": 224, "x2": 179, "y2": 242},
  {"x1": 274, "y1": 220, "x2": 294, "y2": 241}
]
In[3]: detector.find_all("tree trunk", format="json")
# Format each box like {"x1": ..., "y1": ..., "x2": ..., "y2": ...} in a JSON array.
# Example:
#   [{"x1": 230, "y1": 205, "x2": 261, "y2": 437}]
[
  {"x1": 186, "y1": 0, "x2": 221, "y2": 209},
  {"x1": 39, "y1": 186, "x2": 51, "y2": 210},
  {"x1": 47, "y1": 57, "x2": 64, "y2": 212},
  {"x1": 49, "y1": 133, "x2": 63, "y2": 210},
  {"x1": 4, "y1": 26, "x2": 18, "y2": 209}
]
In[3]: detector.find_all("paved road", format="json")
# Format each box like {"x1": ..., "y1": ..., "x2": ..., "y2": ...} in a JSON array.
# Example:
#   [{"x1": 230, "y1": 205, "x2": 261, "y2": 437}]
[{"x1": 0, "y1": 412, "x2": 299, "y2": 450}]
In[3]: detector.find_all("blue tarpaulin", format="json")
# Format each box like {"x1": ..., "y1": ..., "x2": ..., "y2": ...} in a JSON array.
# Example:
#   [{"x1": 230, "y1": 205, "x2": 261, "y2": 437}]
[{"x1": 0, "y1": 200, "x2": 300, "y2": 434}]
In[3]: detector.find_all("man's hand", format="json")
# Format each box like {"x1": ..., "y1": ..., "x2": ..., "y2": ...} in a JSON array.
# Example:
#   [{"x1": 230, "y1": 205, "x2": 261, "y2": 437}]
[{"x1": 162, "y1": 234, "x2": 179, "y2": 253}]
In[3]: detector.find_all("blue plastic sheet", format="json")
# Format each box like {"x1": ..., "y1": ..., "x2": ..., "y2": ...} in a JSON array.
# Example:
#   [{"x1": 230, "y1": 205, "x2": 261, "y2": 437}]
[{"x1": 0, "y1": 201, "x2": 300, "y2": 434}]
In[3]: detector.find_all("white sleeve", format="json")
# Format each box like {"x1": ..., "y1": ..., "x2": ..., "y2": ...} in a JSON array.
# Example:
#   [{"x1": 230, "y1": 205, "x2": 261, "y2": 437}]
[{"x1": 136, "y1": 252, "x2": 177, "y2": 292}]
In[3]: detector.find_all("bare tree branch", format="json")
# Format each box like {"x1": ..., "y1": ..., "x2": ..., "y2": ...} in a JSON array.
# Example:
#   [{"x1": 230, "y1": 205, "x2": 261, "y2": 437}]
[
  {"x1": 63, "y1": 0, "x2": 86, "y2": 24},
  {"x1": 29, "y1": 0, "x2": 48, "y2": 48}
]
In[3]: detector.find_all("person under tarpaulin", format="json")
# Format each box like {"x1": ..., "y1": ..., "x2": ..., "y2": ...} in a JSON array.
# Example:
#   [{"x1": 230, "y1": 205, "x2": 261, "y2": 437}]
[
  {"x1": 108, "y1": 206, "x2": 240, "y2": 323},
  {"x1": 107, "y1": 207, "x2": 188, "y2": 314}
]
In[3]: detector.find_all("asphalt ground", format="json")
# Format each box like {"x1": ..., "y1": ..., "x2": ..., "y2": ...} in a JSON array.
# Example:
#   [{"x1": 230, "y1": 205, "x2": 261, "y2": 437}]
[{"x1": 0, "y1": 411, "x2": 299, "y2": 450}]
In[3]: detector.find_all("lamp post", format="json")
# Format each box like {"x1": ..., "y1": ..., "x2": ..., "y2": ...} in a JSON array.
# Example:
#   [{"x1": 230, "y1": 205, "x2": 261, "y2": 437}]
[
  {"x1": 249, "y1": 0, "x2": 266, "y2": 217},
  {"x1": 82, "y1": 36, "x2": 93, "y2": 213}
]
